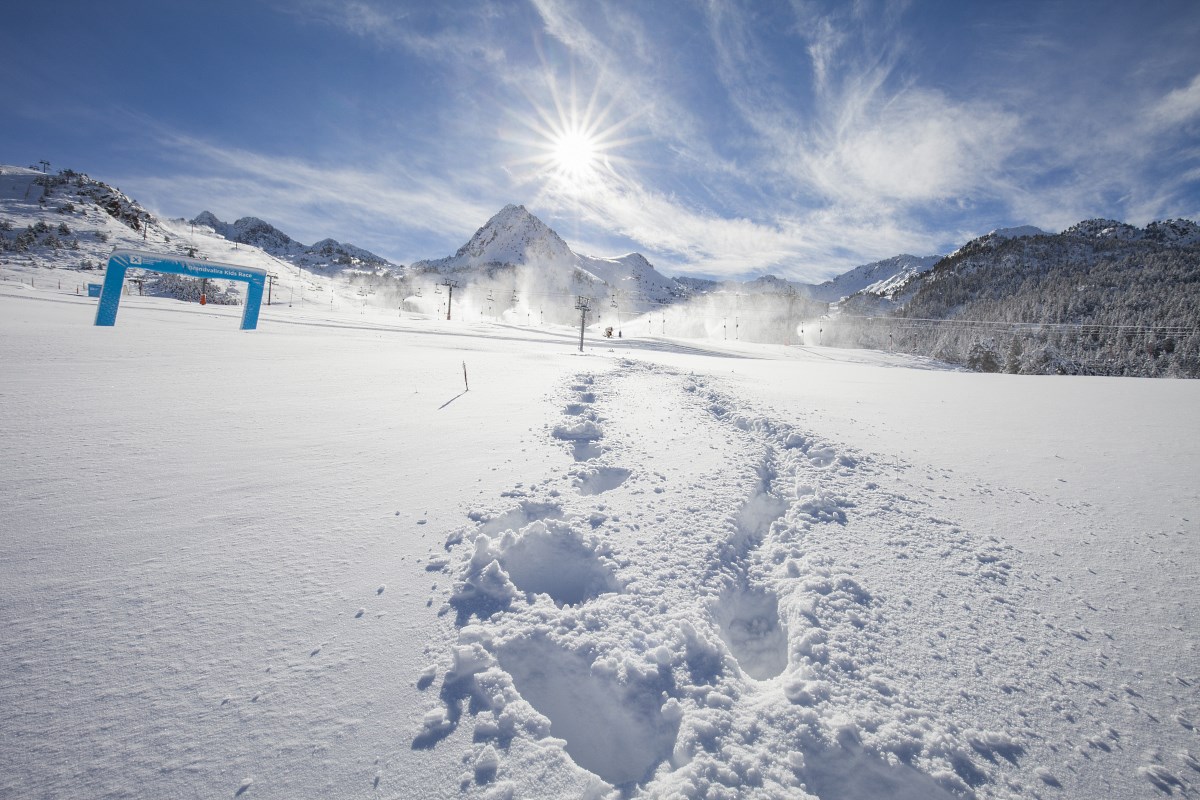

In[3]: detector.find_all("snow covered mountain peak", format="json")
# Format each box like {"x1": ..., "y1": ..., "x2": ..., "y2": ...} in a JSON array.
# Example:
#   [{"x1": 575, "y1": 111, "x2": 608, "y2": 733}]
[
  {"x1": 409, "y1": 204, "x2": 694, "y2": 306},
  {"x1": 808, "y1": 254, "x2": 942, "y2": 302},
  {"x1": 988, "y1": 225, "x2": 1048, "y2": 240},
  {"x1": 1062, "y1": 218, "x2": 1142, "y2": 241},
  {"x1": 190, "y1": 210, "x2": 224, "y2": 230},
  {"x1": 949, "y1": 225, "x2": 1049, "y2": 259},
  {"x1": 449, "y1": 203, "x2": 575, "y2": 267}
]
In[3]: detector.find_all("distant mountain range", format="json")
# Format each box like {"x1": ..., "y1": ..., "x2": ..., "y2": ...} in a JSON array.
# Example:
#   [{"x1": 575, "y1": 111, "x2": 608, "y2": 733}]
[
  {"x1": 408, "y1": 205, "x2": 939, "y2": 311},
  {"x1": 189, "y1": 211, "x2": 399, "y2": 273},
  {"x1": 0, "y1": 162, "x2": 935, "y2": 310},
  {"x1": 3, "y1": 161, "x2": 1197, "y2": 376},
  {"x1": 849, "y1": 218, "x2": 1199, "y2": 307}
]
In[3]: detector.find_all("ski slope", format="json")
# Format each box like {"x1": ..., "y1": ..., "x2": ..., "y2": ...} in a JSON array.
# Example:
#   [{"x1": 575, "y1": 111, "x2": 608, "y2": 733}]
[{"x1": 1, "y1": 283, "x2": 1197, "y2": 800}]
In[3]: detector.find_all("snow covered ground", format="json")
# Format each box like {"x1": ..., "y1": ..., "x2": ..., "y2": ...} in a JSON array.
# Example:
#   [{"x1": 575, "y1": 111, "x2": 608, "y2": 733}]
[{"x1": 2, "y1": 281, "x2": 1198, "y2": 800}]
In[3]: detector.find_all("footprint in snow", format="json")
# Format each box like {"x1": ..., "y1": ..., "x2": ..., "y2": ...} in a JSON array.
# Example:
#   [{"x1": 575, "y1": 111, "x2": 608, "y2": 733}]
[
  {"x1": 572, "y1": 465, "x2": 631, "y2": 496},
  {"x1": 711, "y1": 585, "x2": 788, "y2": 681},
  {"x1": 495, "y1": 637, "x2": 679, "y2": 786},
  {"x1": 454, "y1": 520, "x2": 622, "y2": 612}
]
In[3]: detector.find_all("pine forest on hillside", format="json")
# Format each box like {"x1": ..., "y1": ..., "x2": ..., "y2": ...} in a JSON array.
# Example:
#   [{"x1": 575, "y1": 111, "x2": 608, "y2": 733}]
[{"x1": 830, "y1": 233, "x2": 1200, "y2": 378}]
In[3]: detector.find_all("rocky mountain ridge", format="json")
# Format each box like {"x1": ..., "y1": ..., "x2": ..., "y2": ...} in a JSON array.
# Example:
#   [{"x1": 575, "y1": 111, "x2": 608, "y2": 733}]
[{"x1": 190, "y1": 211, "x2": 399, "y2": 273}]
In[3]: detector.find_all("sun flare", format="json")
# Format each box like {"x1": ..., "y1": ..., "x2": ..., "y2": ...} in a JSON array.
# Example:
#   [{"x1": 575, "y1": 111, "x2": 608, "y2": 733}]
[
  {"x1": 503, "y1": 68, "x2": 643, "y2": 197},
  {"x1": 552, "y1": 130, "x2": 599, "y2": 178}
]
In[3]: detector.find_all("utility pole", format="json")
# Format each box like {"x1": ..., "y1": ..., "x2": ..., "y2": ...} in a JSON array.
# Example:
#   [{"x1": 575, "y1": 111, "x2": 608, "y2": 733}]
[
  {"x1": 440, "y1": 279, "x2": 458, "y2": 320},
  {"x1": 266, "y1": 272, "x2": 278, "y2": 305},
  {"x1": 575, "y1": 296, "x2": 591, "y2": 352}
]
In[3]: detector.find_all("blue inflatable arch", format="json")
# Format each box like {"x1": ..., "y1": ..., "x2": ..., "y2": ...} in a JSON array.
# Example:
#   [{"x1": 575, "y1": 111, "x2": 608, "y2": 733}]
[{"x1": 95, "y1": 249, "x2": 268, "y2": 330}]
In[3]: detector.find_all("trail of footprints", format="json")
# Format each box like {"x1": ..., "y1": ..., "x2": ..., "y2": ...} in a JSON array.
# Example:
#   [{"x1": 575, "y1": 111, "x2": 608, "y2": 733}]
[
  {"x1": 422, "y1": 371, "x2": 678, "y2": 791},
  {"x1": 413, "y1": 362, "x2": 1147, "y2": 798}
]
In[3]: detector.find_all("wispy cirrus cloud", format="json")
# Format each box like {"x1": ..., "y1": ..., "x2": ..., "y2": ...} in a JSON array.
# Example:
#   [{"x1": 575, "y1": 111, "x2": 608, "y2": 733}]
[
  {"x1": 250, "y1": 0, "x2": 1034, "y2": 277},
  {"x1": 1148, "y1": 72, "x2": 1200, "y2": 130},
  {"x1": 705, "y1": 0, "x2": 1024, "y2": 223},
  {"x1": 515, "y1": 0, "x2": 1065, "y2": 276},
  {"x1": 277, "y1": 0, "x2": 511, "y2": 66}
]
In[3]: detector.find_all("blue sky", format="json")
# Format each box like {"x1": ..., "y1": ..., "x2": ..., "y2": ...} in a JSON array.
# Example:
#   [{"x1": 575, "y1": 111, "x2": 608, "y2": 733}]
[{"x1": 3, "y1": 0, "x2": 1199, "y2": 281}]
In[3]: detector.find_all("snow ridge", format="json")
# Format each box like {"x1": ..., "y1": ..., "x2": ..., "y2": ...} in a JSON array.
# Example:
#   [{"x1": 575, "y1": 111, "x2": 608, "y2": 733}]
[
  {"x1": 190, "y1": 211, "x2": 399, "y2": 272},
  {"x1": 1064, "y1": 217, "x2": 1200, "y2": 246},
  {"x1": 809, "y1": 254, "x2": 943, "y2": 302}
]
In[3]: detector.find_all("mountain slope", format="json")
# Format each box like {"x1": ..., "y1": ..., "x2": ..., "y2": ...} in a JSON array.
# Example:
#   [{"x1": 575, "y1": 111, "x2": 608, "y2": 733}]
[
  {"x1": 829, "y1": 218, "x2": 1200, "y2": 377},
  {"x1": 0, "y1": 165, "x2": 358, "y2": 310},
  {"x1": 0, "y1": 166, "x2": 157, "y2": 272},
  {"x1": 808, "y1": 254, "x2": 942, "y2": 302}
]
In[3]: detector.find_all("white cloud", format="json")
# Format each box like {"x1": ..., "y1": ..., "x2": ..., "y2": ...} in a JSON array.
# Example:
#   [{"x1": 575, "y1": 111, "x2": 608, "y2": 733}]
[
  {"x1": 280, "y1": 0, "x2": 509, "y2": 65},
  {"x1": 1148, "y1": 72, "x2": 1200, "y2": 131},
  {"x1": 817, "y1": 89, "x2": 1022, "y2": 203},
  {"x1": 530, "y1": 158, "x2": 940, "y2": 280}
]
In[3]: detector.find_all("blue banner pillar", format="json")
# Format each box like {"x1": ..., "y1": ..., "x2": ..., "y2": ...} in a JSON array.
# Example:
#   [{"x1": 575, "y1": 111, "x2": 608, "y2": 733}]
[
  {"x1": 94, "y1": 259, "x2": 128, "y2": 326},
  {"x1": 241, "y1": 273, "x2": 265, "y2": 330}
]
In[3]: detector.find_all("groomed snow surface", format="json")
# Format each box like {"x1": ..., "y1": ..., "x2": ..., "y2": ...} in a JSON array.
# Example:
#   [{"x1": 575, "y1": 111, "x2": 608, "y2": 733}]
[{"x1": 2, "y1": 283, "x2": 1198, "y2": 800}]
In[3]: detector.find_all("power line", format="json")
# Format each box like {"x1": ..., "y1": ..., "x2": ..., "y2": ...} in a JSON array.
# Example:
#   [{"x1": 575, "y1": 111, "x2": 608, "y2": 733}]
[{"x1": 837, "y1": 314, "x2": 1199, "y2": 336}]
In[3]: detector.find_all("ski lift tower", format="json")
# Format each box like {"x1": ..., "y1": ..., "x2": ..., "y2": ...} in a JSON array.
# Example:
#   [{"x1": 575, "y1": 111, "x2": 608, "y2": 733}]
[
  {"x1": 575, "y1": 296, "x2": 591, "y2": 352},
  {"x1": 439, "y1": 279, "x2": 458, "y2": 320}
]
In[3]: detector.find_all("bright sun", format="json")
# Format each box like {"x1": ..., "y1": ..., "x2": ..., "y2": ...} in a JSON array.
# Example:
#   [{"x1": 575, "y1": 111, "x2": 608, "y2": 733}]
[
  {"x1": 552, "y1": 130, "x2": 599, "y2": 178},
  {"x1": 506, "y1": 70, "x2": 642, "y2": 195}
]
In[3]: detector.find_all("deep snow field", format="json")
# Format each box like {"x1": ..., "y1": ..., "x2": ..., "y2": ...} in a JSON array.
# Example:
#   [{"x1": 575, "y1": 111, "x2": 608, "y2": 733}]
[{"x1": 1, "y1": 280, "x2": 1198, "y2": 800}]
